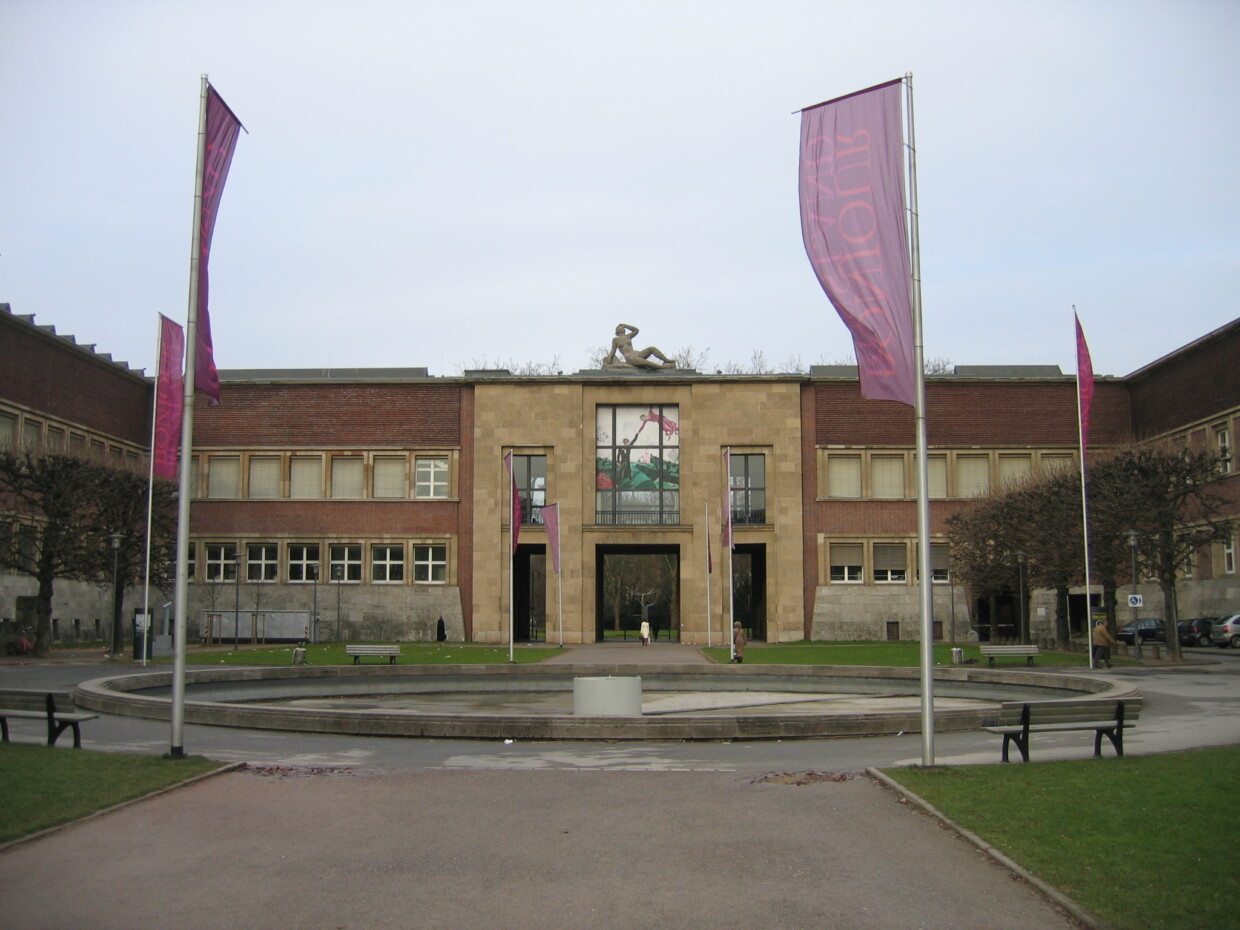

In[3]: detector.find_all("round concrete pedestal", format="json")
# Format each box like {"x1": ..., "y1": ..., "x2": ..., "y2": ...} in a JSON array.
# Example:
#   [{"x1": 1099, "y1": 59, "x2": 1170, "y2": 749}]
[{"x1": 573, "y1": 676, "x2": 642, "y2": 716}]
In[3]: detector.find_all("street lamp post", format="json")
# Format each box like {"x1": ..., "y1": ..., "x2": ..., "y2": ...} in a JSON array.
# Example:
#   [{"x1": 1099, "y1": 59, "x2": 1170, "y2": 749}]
[
  {"x1": 1016, "y1": 551, "x2": 1027, "y2": 645},
  {"x1": 1128, "y1": 530, "x2": 1141, "y2": 661},
  {"x1": 233, "y1": 551, "x2": 243, "y2": 650},
  {"x1": 108, "y1": 532, "x2": 124, "y2": 656},
  {"x1": 310, "y1": 564, "x2": 319, "y2": 645}
]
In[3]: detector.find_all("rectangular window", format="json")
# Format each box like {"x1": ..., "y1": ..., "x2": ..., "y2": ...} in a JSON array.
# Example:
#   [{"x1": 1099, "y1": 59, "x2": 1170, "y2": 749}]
[
  {"x1": 873, "y1": 543, "x2": 907, "y2": 583},
  {"x1": 329, "y1": 544, "x2": 362, "y2": 583},
  {"x1": 1225, "y1": 536, "x2": 1236, "y2": 575},
  {"x1": 22, "y1": 419, "x2": 41, "y2": 449},
  {"x1": 246, "y1": 543, "x2": 278, "y2": 582},
  {"x1": 930, "y1": 542, "x2": 951, "y2": 582},
  {"x1": 414, "y1": 455, "x2": 450, "y2": 498},
  {"x1": 1216, "y1": 426, "x2": 1232, "y2": 474},
  {"x1": 511, "y1": 454, "x2": 547, "y2": 524},
  {"x1": 927, "y1": 455, "x2": 947, "y2": 498},
  {"x1": 729, "y1": 453, "x2": 766, "y2": 524},
  {"x1": 827, "y1": 455, "x2": 862, "y2": 498},
  {"x1": 595, "y1": 406, "x2": 680, "y2": 525},
  {"x1": 46, "y1": 426, "x2": 65, "y2": 451},
  {"x1": 956, "y1": 455, "x2": 990, "y2": 498},
  {"x1": 998, "y1": 454, "x2": 1032, "y2": 487},
  {"x1": 829, "y1": 543, "x2": 863, "y2": 583},
  {"x1": 187, "y1": 543, "x2": 197, "y2": 583},
  {"x1": 288, "y1": 544, "x2": 321, "y2": 583},
  {"x1": 372, "y1": 544, "x2": 404, "y2": 583},
  {"x1": 248, "y1": 457, "x2": 281, "y2": 498},
  {"x1": 207, "y1": 456, "x2": 241, "y2": 498},
  {"x1": 290, "y1": 456, "x2": 322, "y2": 498},
  {"x1": 0, "y1": 412, "x2": 15, "y2": 449},
  {"x1": 204, "y1": 543, "x2": 238, "y2": 582},
  {"x1": 413, "y1": 544, "x2": 448, "y2": 583},
  {"x1": 373, "y1": 456, "x2": 407, "y2": 498},
  {"x1": 870, "y1": 455, "x2": 904, "y2": 499},
  {"x1": 1041, "y1": 453, "x2": 1075, "y2": 474},
  {"x1": 331, "y1": 457, "x2": 364, "y2": 499}
]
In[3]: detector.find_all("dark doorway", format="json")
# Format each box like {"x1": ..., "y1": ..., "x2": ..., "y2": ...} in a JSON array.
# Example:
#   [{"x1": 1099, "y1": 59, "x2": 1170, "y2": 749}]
[
  {"x1": 513, "y1": 545, "x2": 546, "y2": 642},
  {"x1": 1069, "y1": 592, "x2": 1102, "y2": 636},
  {"x1": 595, "y1": 545, "x2": 680, "y2": 643},
  {"x1": 730, "y1": 543, "x2": 767, "y2": 642}
]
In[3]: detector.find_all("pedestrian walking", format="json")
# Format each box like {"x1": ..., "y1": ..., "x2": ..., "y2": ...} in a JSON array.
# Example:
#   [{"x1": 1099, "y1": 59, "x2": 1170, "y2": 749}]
[
  {"x1": 640, "y1": 619, "x2": 650, "y2": 645},
  {"x1": 732, "y1": 621, "x2": 746, "y2": 663},
  {"x1": 1092, "y1": 619, "x2": 1117, "y2": 668}
]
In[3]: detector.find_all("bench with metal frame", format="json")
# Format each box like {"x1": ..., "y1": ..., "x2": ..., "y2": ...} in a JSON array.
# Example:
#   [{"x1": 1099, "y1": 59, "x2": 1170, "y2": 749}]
[
  {"x1": 985, "y1": 698, "x2": 1141, "y2": 763},
  {"x1": 979, "y1": 644, "x2": 1041, "y2": 667},
  {"x1": 0, "y1": 692, "x2": 99, "y2": 748},
  {"x1": 345, "y1": 644, "x2": 401, "y2": 665}
]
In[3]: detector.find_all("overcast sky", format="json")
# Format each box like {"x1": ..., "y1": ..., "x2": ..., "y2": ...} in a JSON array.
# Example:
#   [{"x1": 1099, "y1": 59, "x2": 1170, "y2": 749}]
[{"x1": 3, "y1": 1, "x2": 1237, "y2": 380}]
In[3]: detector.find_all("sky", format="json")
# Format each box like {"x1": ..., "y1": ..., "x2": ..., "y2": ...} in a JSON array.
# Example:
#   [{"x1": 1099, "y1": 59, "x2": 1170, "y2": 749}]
[{"x1": 2, "y1": 1, "x2": 1238, "y2": 380}]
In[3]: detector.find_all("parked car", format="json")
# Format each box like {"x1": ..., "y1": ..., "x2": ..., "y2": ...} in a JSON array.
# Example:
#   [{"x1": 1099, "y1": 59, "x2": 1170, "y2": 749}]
[
  {"x1": 1178, "y1": 618, "x2": 1216, "y2": 647},
  {"x1": 1116, "y1": 618, "x2": 1166, "y2": 645},
  {"x1": 1209, "y1": 615, "x2": 1240, "y2": 648}
]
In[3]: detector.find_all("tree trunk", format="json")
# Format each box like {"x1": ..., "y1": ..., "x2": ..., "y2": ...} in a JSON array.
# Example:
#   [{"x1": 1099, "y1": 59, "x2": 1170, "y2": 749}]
[{"x1": 1054, "y1": 585, "x2": 1070, "y2": 648}]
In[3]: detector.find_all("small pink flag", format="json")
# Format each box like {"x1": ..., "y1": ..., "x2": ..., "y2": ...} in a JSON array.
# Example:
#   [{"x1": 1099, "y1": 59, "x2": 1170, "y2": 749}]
[
  {"x1": 153, "y1": 315, "x2": 184, "y2": 479},
  {"x1": 1075, "y1": 312, "x2": 1095, "y2": 457},
  {"x1": 542, "y1": 503, "x2": 560, "y2": 574},
  {"x1": 722, "y1": 449, "x2": 734, "y2": 551},
  {"x1": 504, "y1": 453, "x2": 522, "y2": 553}
]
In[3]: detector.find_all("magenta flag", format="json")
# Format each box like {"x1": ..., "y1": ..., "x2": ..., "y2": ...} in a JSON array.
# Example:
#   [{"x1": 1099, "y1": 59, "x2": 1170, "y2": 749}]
[
  {"x1": 1075, "y1": 312, "x2": 1095, "y2": 457},
  {"x1": 195, "y1": 84, "x2": 243, "y2": 406},
  {"x1": 153, "y1": 315, "x2": 185, "y2": 479},
  {"x1": 800, "y1": 79, "x2": 916, "y2": 406},
  {"x1": 722, "y1": 449, "x2": 733, "y2": 551},
  {"x1": 542, "y1": 503, "x2": 560, "y2": 574},
  {"x1": 504, "y1": 453, "x2": 522, "y2": 553}
]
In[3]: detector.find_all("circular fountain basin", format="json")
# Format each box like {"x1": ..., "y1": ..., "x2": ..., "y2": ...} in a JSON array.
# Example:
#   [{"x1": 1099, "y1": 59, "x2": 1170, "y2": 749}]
[{"x1": 74, "y1": 663, "x2": 1137, "y2": 741}]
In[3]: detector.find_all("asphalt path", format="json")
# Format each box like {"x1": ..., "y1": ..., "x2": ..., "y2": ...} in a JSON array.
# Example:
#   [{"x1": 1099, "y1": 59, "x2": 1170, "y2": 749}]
[{"x1": 1, "y1": 646, "x2": 1237, "y2": 930}]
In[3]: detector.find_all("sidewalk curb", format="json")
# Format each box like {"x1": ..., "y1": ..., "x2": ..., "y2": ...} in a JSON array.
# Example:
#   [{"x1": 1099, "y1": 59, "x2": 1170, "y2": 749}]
[
  {"x1": 867, "y1": 766, "x2": 1114, "y2": 930},
  {"x1": 0, "y1": 760, "x2": 244, "y2": 854}
]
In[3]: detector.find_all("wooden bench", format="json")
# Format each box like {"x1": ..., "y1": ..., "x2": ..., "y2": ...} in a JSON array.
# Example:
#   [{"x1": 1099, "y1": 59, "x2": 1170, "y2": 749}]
[
  {"x1": 980, "y1": 644, "x2": 1041, "y2": 667},
  {"x1": 0, "y1": 692, "x2": 98, "y2": 748},
  {"x1": 345, "y1": 644, "x2": 400, "y2": 665},
  {"x1": 985, "y1": 698, "x2": 1142, "y2": 763}
]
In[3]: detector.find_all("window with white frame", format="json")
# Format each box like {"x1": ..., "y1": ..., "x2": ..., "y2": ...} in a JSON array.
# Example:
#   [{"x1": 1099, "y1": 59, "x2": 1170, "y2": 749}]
[
  {"x1": 248, "y1": 457, "x2": 281, "y2": 498},
  {"x1": 372, "y1": 544, "x2": 404, "y2": 583},
  {"x1": 204, "y1": 543, "x2": 238, "y2": 582},
  {"x1": 873, "y1": 543, "x2": 907, "y2": 583},
  {"x1": 246, "y1": 543, "x2": 278, "y2": 582},
  {"x1": 870, "y1": 455, "x2": 904, "y2": 499},
  {"x1": 956, "y1": 455, "x2": 990, "y2": 498},
  {"x1": 290, "y1": 456, "x2": 322, "y2": 498},
  {"x1": 373, "y1": 456, "x2": 407, "y2": 498},
  {"x1": 414, "y1": 455, "x2": 450, "y2": 498},
  {"x1": 829, "y1": 542, "x2": 863, "y2": 583},
  {"x1": 331, "y1": 457, "x2": 364, "y2": 499},
  {"x1": 207, "y1": 456, "x2": 241, "y2": 498},
  {"x1": 413, "y1": 544, "x2": 448, "y2": 583},
  {"x1": 1216, "y1": 425, "x2": 1232, "y2": 474},
  {"x1": 329, "y1": 544, "x2": 362, "y2": 583},
  {"x1": 930, "y1": 542, "x2": 950, "y2": 582},
  {"x1": 288, "y1": 543, "x2": 321, "y2": 582},
  {"x1": 827, "y1": 455, "x2": 862, "y2": 498},
  {"x1": 1225, "y1": 536, "x2": 1236, "y2": 575}
]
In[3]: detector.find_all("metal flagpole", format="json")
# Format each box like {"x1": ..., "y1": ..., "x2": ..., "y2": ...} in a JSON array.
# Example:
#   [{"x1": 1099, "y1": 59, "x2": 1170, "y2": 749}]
[
  {"x1": 904, "y1": 73, "x2": 936, "y2": 765},
  {"x1": 1076, "y1": 309, "x2": 1095, "y2": 670},
  {"x1": 508, "y1": 456, "x2": 515, "y2": 664},
  {"x1": 170, "y1": 75, "x2": 210, "y2": 758},
  {"x1": 705, "y1": 501, "x2": 713, "y2": 648},
  {"x1": 725, "y1": 449, "x2": 736, "y2": 662},
  {"x1": 140, "y1": 315, "x2": 162, "y2": 669},
  {"x1": 555, "y1": 507, "x2": 563, "y2": 648}
]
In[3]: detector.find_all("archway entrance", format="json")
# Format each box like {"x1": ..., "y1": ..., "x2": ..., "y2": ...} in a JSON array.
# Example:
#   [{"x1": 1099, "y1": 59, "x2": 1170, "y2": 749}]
[{"x1": 595, "y1": 545, "x2": 680, "y2": 642}]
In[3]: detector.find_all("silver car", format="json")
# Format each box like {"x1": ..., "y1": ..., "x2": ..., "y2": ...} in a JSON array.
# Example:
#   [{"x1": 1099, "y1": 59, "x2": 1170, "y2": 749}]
[{"x1": 1209, "y1": 614, "x2": 1240, "y2": 648}]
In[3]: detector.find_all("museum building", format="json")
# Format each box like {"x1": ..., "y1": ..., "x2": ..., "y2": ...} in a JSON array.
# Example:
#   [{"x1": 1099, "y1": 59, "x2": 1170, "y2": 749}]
[{"x1": 2, "y1": 303, "x2": 1237, "y2": 647}]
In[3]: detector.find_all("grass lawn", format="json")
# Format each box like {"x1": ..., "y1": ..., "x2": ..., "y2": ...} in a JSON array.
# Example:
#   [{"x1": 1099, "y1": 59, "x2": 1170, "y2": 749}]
[
  {"x1": 180, "y1": 642, "x2": 563, "y2": 666},
  {"x1": 701, "y1": 641, "x2": 1093, "y2": 667},
  {"x1": 0, "y1": 744, "x2": 221, "y2": 845},
  {"x1": 882, "y1": 746, "x2": 1240, "y2": 930}
]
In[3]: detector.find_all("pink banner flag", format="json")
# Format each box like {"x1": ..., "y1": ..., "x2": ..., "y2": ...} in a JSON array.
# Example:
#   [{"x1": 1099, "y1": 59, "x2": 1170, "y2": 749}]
[
  {"x1": 1075, "y1": 312, "x2": 1095, "y2": 457},
  {"x1": 153, "y1": 316, "x2": 185, "y2": 479},
  {"x1": 504, "y1": 453, "x2": 522, "y2": 553},
  {"x1": 542, "y1": 503, "x2": 560, "y2": 574},
  {"x1": 195, "y1": 84, "x2": 244, "y2": 406},
  {"x1": 799, "y1": 79, "x2": 916, "y2": 406},
  {"x1": 722, "y1": 449, "x2": 733, "y2": 551}
]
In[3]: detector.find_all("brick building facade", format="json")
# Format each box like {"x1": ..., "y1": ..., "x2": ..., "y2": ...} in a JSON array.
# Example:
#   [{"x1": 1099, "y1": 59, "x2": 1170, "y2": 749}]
[{"x1": 3, "y1": 303, "x2": 1238, "y2": 646}]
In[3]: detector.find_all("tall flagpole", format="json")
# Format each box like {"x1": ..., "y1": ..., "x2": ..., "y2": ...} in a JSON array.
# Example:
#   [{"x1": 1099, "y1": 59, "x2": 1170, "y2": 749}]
[
  {"x1": 140, "y1": 316, "x2": 163, "y2": 669},
  {"x1": 508, "y1": 456, "x2": 515, "y2": 664},
  {"x1": 705, "y1": 501, "x2": 713, "y2": 648},
  {"x1": 170, "y1": 75, "x2": 210, "y2": 758},
  {"x1": 905, "y1": 73, "x2": 935, "y2": 766},
  {"x1": 725, "y1": 448, "x2": 736, "y2": 662},
  {"x1": 1076, "y1": 308, "x2": 1096, "y2": 670},
  {"x1": 555, "y1": 509, "x2": 563, "y2": 648}
]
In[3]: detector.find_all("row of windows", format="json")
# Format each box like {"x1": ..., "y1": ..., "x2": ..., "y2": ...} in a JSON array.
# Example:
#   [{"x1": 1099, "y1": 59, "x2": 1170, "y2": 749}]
[
  {"x1": 192, "y1": 541, "x2": 450, "y2": 585},
  {"x1": 827, "y1": 541, "x2": 951, "y2": 584},
  {"x1": 0, "y1": 407, "x2": 143, "y2": 466},
  {"x1": 821, "y1": 450, "x2": 1076, "y2": 501},
  {"x1": 200, "y1": 452, "x2": 453, "y2": 501}
]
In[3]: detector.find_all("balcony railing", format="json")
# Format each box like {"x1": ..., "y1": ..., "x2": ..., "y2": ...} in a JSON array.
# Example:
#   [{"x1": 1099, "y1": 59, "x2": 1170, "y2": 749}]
[{"x1": 595, "y1": 511, "x2": 681, "y2": 526}]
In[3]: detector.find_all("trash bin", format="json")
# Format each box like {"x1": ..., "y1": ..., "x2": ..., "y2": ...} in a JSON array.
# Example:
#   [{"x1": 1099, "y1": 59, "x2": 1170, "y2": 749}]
[
  {"x1": 131, "y1": 619, "x2": 153, "y2": 660},
  {"x1": 950, "y1": 647, "x2": 964, "y2": 665}
]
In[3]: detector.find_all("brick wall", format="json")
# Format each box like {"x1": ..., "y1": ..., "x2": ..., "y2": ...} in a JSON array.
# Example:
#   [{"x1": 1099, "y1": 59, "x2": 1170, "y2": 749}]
[{"x1": 1128, "y1": 321, "x2": 1240, "y2": 438}]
